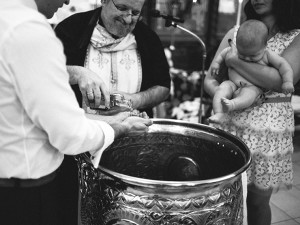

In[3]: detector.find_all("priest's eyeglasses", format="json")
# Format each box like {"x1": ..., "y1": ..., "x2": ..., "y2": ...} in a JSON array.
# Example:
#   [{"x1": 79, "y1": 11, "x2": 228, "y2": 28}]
[{"x1": 111, "y1": 0, "x2": 141, "y2": 17}]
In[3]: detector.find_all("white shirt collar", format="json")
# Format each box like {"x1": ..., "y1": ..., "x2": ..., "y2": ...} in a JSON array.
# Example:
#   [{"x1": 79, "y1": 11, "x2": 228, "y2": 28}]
[{"x1": 15, "y1": 0, "x2": 38, "y2": 11}]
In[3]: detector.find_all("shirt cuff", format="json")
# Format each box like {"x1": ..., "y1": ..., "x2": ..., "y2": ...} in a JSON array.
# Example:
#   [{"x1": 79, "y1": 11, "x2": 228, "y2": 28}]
[{"x1": 90, "y1": 121, "x2": 115, "y2": 168}]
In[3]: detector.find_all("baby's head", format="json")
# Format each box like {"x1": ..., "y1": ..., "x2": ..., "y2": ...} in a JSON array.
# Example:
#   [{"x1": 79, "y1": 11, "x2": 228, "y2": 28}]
[{"x1": 236, "y1": 20, "x2": 268, "y2": 62}]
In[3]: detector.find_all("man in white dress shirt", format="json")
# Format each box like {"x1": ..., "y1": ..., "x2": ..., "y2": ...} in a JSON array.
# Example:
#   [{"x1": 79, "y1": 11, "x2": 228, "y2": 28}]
[{"x1": 0, "y1": 0, "x2": 152, "y2": 224}]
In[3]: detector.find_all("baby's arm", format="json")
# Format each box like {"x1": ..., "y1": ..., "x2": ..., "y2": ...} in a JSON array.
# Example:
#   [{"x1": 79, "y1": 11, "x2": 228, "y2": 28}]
[
  {"x1": 265, "y1": 50, "x2": 294, "y2": 94},
  {"x1": 211, "y1": 47, "x2": 231, "y2": 77}
]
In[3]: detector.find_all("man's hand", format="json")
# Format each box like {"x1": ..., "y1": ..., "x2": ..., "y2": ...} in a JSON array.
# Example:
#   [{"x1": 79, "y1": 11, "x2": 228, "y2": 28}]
[
  {"x1": 95, "y1": 105, "x2": 132, "y2": 116},
  {"x1": 68, "y1": 66, "x2": 110, "y2": 108},
  {"x1": 121, "y1": 116, "x2": 153, "y2": 134},
  {"x1": 110, "y1": 113, "x2": 152, "y2": 139},
  {"x1": 113, "y1": 91, "x2": 135, "y2": 107}
]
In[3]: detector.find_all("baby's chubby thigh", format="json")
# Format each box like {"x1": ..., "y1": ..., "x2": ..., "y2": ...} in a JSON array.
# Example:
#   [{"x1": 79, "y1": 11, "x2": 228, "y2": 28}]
[
  {"x1": 219, "y1": 80, "x2": 237, "y2": 97},
  {"x1": 228, "y1": 68, "x2": 253, "y2": 88}
]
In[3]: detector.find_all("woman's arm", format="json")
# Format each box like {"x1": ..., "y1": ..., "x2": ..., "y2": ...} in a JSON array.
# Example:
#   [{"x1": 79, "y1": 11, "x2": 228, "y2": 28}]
[
  {"x1": 265, "y1": 50, "x2": 294, "y2": 94},
  {"x1": 204, "y1": 28, "x2": 235, "y2": 97},
  {"x1": 281, "y1": 34, "x2": 300, "y2": 85},
  {"x1": 225, "y1": 53, "x2": 283, "y2": 91},
  {"x1": 225, "y1": 34, "x2": 300, "y2": 92}
]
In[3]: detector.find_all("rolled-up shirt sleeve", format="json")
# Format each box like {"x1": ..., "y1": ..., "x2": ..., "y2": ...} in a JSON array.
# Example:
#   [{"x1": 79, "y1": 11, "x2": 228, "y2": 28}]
[{"x1": 5, "y1": 17, "x2": 113, "y2": 165}]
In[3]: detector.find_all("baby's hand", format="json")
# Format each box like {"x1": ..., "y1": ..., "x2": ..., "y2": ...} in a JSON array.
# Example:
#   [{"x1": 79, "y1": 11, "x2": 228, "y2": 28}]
[
  {"x1": 211, "y1": 64, "x2": 220, "y2": 77},
  {"x1": 282, "y1": 82, "x2": 294, "y2": 94}
]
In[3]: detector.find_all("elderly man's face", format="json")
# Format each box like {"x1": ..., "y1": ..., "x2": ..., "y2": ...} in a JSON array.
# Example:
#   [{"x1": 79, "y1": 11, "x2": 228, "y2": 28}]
[{"x1": 101, "y1": 0, "x2": 145, "y2": 38}]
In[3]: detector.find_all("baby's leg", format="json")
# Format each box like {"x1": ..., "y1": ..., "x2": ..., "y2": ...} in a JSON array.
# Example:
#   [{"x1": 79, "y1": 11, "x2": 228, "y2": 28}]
[
  {"x1": 222, "y1": 86, "x2": 262, "y2": 111},
  {"x1": 208, "y1": 81, "x2": 236, "y2": 124}
]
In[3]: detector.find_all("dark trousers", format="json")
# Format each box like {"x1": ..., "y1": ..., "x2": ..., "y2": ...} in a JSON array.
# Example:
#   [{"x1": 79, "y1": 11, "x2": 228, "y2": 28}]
[
  {"x1": 0, "y1": 174, "x2": 60, "y2": 225},
  {"x1": 58, "y1": 155, "x2": 79, "y2": 225}
]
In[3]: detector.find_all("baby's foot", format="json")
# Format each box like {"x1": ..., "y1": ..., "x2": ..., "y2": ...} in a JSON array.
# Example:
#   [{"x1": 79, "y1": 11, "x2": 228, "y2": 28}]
[
  {"x1": 208, "y1": 113, "x2": 229, "y2": 124},
  {"x1": 221, "y1": 98, "x2": 235, "y2": 112}
]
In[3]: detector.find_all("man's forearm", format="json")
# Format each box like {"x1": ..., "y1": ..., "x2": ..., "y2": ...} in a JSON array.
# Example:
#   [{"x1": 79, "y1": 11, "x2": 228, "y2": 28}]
[
  {"x1": 130, "y1": 86, "x2": 170, "y2": 110},
  {"x1": 86, "y1": 113, "x2": 128, "y2": 138}
]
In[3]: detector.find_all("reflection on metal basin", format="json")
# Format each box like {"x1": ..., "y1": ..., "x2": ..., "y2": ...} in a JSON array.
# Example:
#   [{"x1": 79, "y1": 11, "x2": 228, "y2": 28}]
[{"x1": 77, "y1": 119, "x2": 251, "y2": 225}]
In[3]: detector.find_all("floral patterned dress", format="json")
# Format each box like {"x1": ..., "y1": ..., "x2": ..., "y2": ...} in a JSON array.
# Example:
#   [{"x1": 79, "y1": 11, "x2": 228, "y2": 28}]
[{"x1": 215, "y1": 29, "x2": 300, "y2": 192}]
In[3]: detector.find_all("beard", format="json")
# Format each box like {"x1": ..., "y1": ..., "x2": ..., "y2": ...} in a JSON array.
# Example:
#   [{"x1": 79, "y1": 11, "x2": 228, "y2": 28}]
[{"x1": 104, "y1": 17, "x2": 136, "y2": 38}]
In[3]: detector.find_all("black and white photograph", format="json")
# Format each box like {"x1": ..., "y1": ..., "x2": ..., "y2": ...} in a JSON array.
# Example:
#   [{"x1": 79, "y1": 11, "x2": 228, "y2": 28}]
[{"x1": 1, "y1": 0, "x2": 300, "y2": 225}]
